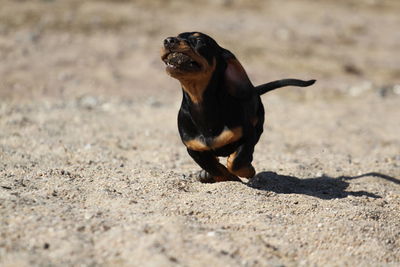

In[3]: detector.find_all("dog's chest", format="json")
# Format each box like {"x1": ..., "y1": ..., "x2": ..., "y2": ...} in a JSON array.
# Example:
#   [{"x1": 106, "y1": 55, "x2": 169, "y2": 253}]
[{"x1": 184, "y1": 126, "x2": 242, "y2": 151}]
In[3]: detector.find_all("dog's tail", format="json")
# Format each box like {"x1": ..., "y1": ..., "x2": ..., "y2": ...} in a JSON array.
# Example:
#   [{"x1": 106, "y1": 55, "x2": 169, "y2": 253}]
[{"x1": 256, "y1": 79, "x2": 316, "y2": 95}]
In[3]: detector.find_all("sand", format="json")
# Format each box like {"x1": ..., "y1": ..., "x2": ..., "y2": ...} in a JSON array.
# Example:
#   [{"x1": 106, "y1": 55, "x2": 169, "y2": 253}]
[{"x1": 1, "y1": 0, "x2": 399, "y2": 266}]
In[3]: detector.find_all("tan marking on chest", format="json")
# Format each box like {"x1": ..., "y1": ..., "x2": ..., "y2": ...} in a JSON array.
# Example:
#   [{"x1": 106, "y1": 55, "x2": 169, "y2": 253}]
[
  {"x1": 184, "y1": 127, "x2": 243, "y2": 151},
  {"x1": 184, "y1": 139, "x2": 210, "y2": 151},
  {"x1": 212, "y1": 127, "x2": 243, "y2": 149}
]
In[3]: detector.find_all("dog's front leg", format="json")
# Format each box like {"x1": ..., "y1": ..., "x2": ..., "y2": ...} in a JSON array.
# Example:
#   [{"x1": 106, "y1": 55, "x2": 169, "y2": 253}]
[{"x1": 187, "y1": 149, "x2": 241, "y2": 182}]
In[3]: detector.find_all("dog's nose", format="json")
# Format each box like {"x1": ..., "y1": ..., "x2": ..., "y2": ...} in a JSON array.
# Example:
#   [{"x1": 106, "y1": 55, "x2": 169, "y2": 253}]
[{"x1": 164, "y1": 37, "x2": 179, "y2": 48}]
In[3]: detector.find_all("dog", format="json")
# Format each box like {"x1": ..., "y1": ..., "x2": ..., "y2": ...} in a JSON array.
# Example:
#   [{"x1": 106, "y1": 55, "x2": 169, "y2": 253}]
[{"x1": 161, "y1": 32, "x2": 315, "y2": 183}]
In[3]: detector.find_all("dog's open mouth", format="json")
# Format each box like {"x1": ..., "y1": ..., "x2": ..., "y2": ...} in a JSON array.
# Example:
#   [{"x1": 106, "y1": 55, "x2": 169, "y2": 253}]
[{"x1": 163, "y1": 52, "x2": 201, "y2": 71}]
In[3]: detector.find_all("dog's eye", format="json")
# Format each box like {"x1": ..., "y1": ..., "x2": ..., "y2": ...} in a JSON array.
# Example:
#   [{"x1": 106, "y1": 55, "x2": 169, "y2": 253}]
[{"x1": 195, "y1": 39, "x2": 206, "y2": 48}]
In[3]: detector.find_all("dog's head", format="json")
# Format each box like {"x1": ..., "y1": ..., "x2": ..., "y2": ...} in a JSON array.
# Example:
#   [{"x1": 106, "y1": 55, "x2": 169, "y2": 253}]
[
  {"x1": 161, "y1": 32, "x2": 221, "y2": 80},
  {"x1": 161, "y1": 32, "x2": 252, "y2": 102}
]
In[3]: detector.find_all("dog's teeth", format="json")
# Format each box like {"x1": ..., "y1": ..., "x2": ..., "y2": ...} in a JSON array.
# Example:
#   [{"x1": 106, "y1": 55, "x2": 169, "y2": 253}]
[{"x1": 167, "y1": 62, "x2": 176, "y2": 68}]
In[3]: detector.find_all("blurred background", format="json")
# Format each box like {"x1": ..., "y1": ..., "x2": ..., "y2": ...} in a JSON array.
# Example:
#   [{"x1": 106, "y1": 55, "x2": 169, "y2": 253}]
[{"x1": 1, "y1": 0, "x2": 399, "y2": 101}]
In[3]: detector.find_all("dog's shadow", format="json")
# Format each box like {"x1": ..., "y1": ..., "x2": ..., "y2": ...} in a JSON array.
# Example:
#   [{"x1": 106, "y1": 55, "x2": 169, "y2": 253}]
[{"x1": 248, "y1": 171, "x2": 399, "y2": 199}]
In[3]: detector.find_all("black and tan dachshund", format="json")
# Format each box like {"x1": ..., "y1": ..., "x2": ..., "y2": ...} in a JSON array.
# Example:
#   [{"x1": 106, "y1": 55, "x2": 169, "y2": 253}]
[{"x1": 161, "y1": 32, "x2": 315, "y2": 183}]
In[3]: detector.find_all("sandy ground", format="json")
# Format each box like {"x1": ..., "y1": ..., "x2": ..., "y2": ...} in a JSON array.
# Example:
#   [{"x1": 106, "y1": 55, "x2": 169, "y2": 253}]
[{"x1": 1, "y1": 0, "x2": 400, "y2": 266}]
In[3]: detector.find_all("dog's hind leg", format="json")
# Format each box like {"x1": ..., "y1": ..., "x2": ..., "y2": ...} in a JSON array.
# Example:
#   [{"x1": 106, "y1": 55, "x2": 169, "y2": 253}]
[{"x1": 226, "y1": 134, "x2": 257, "y2": 179}]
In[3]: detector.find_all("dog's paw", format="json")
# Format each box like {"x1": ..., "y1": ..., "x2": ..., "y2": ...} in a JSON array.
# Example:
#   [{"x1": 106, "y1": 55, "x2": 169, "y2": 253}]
[{"x1": 195, "y1": 169, "x2": 216, "y2": 183}]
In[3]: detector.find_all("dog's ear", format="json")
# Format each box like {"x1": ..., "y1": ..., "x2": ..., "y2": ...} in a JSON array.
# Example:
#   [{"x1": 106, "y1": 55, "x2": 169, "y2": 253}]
[{"x1": 222, "y1": 49, "x2": 253, "y2": 98}]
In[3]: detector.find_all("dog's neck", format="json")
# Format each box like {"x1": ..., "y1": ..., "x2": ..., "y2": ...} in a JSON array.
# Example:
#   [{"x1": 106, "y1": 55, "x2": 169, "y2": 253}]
[
  {"x1": 177, "y1": 59, "x2": 217, "y2": 104},
  {"x1": 179, "y1": 78, "x2": 210, "y2": 104}
]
